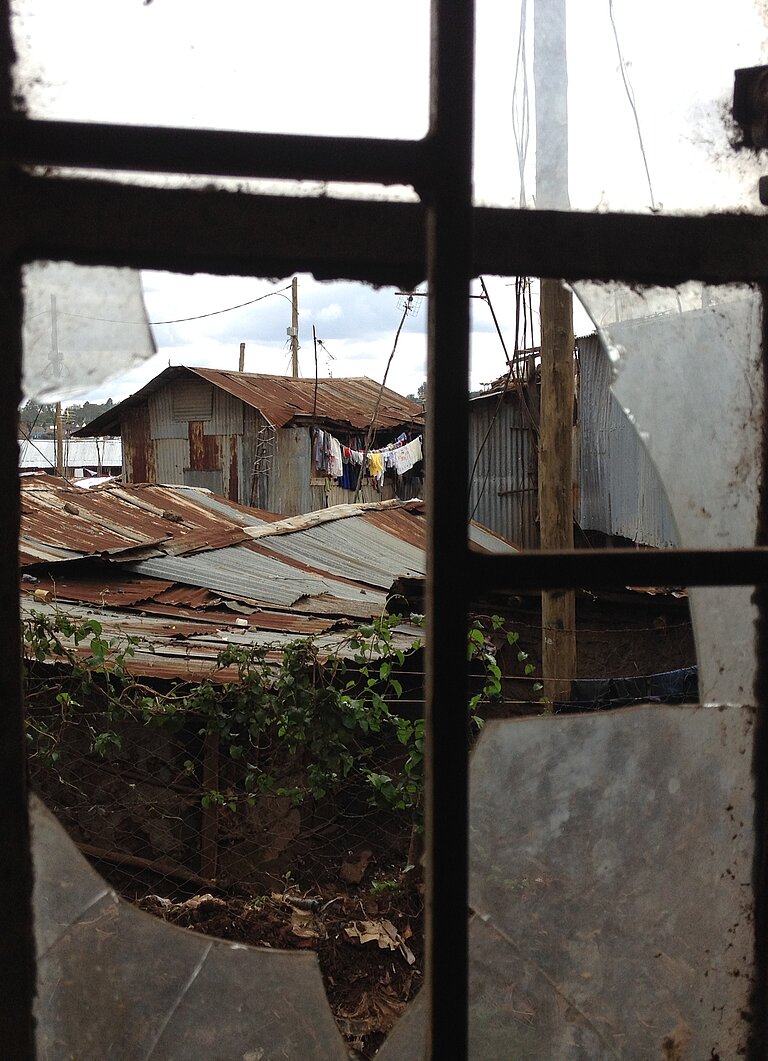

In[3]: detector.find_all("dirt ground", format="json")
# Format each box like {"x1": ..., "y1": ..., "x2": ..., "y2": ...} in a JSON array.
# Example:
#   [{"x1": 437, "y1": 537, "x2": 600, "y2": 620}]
[{"x1": 136, "y1": 872, "x2": 423, "y2": 1058}]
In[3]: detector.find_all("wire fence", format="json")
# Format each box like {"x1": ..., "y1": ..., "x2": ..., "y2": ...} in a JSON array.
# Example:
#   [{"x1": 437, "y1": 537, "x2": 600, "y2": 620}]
[
  {"x1": 23, "y1": 598, "x2": 696, "y2": 902},
  {"x1": 26, "y1": 696, "x2": 423, "y2": 900}
]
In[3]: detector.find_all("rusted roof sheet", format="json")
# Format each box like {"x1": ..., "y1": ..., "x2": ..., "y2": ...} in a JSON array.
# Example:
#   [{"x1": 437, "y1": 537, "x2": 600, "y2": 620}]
[
  {"x1": 20, "y1": 477, "x2": 276, "y2": 567},
  {"x1": 20, "y1": 489, "x2": 518, "y2": 679},
  {"x1": 126, "y1": 546, "x2": 390, "y2": 613},
  {"x1": 21, "y1": 596, "x2": 421, "y2": 683},
  {"x1": 24, "y1": 572, "x2": 175, "y2": 608},
  {"x1": 74, "y1": 366, "x2": 424, "y2": 436}
]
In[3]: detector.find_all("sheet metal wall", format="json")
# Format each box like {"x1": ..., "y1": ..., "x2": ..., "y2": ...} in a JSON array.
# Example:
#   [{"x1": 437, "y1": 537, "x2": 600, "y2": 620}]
[
  {"x1": 468, "y1": 340, "x2": 678, "y2": 550},
  {"x1": 312, "y1": 475, "x2": 424, "y2": 510},
  {"x1": 468, "y1": 391, "x2": 539, "y2": 548},
  {"x1": 242, "y1": 406, "x2": 274, "y2": 510},
  {"x1": 577, "y1": 334, "x2": 678, "y2": 547},
  {"x1": 269, "y1": 427, "x2": 313, "y2": 516},
  {"x1": 153, "y1": 437, "x2": 188, "y2": 486},
  {"x1": 122, "y1": 405, "x2": 156, "y2": 484},
  {"x1": 127, "y1": 382, "x2": 423, "y2": 517}
]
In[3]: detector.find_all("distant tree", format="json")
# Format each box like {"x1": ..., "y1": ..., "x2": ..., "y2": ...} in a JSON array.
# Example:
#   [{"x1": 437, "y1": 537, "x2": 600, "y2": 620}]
[
  {"x1": 19, "y1": 399, "x2": 56, "y2": 438},
  {"x1": 407, "y1": 380, "x2": 427, "y2": 403},
  {"x1": 19, "y1": 397, "x2": 115, "y2": 436}
]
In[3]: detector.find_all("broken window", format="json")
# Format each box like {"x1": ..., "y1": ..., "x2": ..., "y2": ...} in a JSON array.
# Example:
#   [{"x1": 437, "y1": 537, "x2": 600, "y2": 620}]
[{"x1": 4, "y1": 0, "x2": 768, "y2": 1058}]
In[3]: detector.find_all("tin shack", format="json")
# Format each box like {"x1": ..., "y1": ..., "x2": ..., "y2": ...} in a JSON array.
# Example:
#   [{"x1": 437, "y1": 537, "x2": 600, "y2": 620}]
[{"x1": 75, "y1": 367, "x2": 425, "y2": 516}]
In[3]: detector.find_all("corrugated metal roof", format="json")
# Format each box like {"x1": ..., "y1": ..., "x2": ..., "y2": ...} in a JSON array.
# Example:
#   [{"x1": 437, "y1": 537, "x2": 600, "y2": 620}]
[
  {"x1": 126, "y1": 546, "x2": 388, "y2": 612},
  {"x1": 20, "y1": 486, "x2": 518, "y2": 679},
  {"x1": 20, "y1": 596, "x2": 422, "y2": 682},
  {"x1": 255, "y1": 519, "x2": 426, "y2": 588},
  {"x1": 75, "y1": 366, "x2": 425, "y2": 436},
  {"x1": 19, "y1": 477, "x2": 277, "y2": 567}
]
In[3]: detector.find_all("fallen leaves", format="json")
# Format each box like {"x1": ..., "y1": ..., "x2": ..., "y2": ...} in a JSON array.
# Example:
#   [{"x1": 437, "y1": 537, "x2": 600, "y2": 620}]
[{"x1": 344, "y1": 918, "x2": 416, "y2": 965}]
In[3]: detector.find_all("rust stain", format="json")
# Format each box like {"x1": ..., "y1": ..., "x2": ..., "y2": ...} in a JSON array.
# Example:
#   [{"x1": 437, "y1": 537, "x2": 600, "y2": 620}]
[
  {"x1": 229, "y1": 433, "x2": 239, "y2": 502},
  {"x1": 188, "y1": 421, "x2": 221, "y2": 471},
  {"x1": 123, "y1": 406, "x2": 153, "y2": 483},
  {"x1": 18, "y1": 478, "x2": 280, "y2": 564}
]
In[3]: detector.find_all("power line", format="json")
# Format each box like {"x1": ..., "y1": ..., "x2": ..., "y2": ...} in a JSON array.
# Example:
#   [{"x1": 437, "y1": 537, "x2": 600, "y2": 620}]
[
  {"x1": 608, "y1": 0, "x2": 657, "y2": 212},
  {"x1": 51, "y1": 285, "x2": 293, "y2": 327},
  {"x1": 512, "y1": 0, "x2": 531, "y2": 207}
]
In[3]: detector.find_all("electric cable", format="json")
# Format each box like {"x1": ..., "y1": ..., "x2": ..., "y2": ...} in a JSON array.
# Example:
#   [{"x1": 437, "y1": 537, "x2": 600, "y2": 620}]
[
  {"x1": 51, "y1": 285, "x2": 293, "y2": 327},
  {"x1": 511, "y1": 0, "x2": 531, "y2": 207},
  {"x1": 608, "y1": 0, "x2": 657, "y2": 211}
]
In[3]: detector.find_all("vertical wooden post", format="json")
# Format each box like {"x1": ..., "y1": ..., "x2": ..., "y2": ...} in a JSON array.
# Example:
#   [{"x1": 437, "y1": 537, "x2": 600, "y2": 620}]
[
  {"x1": 290, "y1": 276, "x2": 299, "y2": 378},
  {"x1": 51, "y1": 294, "x2": 65, "y2": 477},
  {"x1": 200, "y1": 732, "x2": 219, "y2": 880},
  {"x1": 538, "y1": 279, "x2": 576, "y2": 703},
  {"x1": 55, "y1": 402, "x2": 64, "y2": 476},
  {"x1": 535, "y1": 0, "x2": 576, "y2": 705},
  {"x1": 238, "y1": 341, "x2": 245, "y2": 372}
]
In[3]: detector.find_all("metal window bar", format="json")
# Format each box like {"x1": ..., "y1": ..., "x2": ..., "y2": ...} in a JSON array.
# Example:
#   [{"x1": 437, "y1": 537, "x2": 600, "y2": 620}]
[{"x1": 2, "y1": 0, "x2": 768, "y2": 1057}]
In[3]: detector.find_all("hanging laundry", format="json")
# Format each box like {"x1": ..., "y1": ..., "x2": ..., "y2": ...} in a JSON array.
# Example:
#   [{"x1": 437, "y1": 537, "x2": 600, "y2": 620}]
[
  {"x1": 328, "y1": 436, "x2": 344, "y2": 478},
  {"x1": 313, "y1": 428, "x2": 326, "y2": 473},
  {"x1": 340, "y1": 459, "x2": 357, "y2": 490},
  {"x1": 392, "y1": 446, "x2": 414, "y2": 475}
]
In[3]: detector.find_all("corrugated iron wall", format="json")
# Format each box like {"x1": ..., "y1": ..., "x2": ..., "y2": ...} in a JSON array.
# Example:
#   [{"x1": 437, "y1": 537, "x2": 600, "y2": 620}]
[
  {"x1": 130, "y1": 383, "x2": 424, "y2": 516},
  {"x1": 148, "y1": 387, "x2": 186, "y2": 440},
  {"x1": 122, "y1": 406, "x2": 156, "y2": 484},
  {"x1": 577, "y1": 334, "x2": 678, "y2": 547},
  {"x1": 153, "y1": 437, "x2": 188, "y2": 486},
  {"x1": 467, "y1": 339, "x2": 677, "y2": 549},
  {"x1": 205, "y1": 387, "x2": 244, "y2": 437},
  {"x1": 242, "y1": 407, "x2": 275, "y2": 510},
  {"x1": 271, "y1": 428, "x2": 312, "y2": 516},
  {"x1": 467, "y1": 391, "x2": 539, "y2": 548}
]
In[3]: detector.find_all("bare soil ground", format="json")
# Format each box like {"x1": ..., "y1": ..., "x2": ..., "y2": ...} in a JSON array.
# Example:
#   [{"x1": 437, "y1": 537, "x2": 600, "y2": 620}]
[{"x1": 135, "y1": 874, "x2": 424, "y2": 1058}]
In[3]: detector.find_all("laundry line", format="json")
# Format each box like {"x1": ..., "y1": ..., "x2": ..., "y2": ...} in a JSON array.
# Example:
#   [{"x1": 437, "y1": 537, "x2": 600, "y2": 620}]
[{"x1": 312, "y1": 428, "x2": 424, "y2": 488}]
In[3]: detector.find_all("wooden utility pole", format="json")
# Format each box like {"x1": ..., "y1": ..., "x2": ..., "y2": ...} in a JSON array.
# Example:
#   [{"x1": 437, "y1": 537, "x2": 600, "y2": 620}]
[
  {"x1": 312, "y1": 325, "x2": 319, "y2": 416},
  {"x1": 535, "y1": 0, "x2": 576, "y2": 704},
  {"x1": 50, "y1": 294, "x2": 65, "y2": 477},
  {"x1": 290, "y1": 276, "x2": 299, "y2": 377},
  {"x1": 238, "y1": 341, "x2": 245, "y2": 372}
]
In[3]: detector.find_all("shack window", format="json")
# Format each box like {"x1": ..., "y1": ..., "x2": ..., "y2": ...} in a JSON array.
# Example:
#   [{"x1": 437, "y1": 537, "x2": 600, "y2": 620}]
[{"x1": 172, "y1": 381, "x2": 213, "y2": 423}]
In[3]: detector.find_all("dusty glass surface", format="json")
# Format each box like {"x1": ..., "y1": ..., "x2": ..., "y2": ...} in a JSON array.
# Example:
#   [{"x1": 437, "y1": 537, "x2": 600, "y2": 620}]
[
  {"x1": 475, "y1": 0, "x2": 768, "y2": 212},
  {"x1": 10, "y1": 0, "x2": 429, "y2": 140},
  {"x1": 576, "y1": 281, "x2": 762, "y2": 706},
  {"x1": 23, "y1": 261, "x2": 156, "y2": 402},
  {"x1": 31, "y1": 795, "x2": 348, "y2": 1060},
  {"x1": 467, "y1": 710, "x2": 755, "y2": 1057},
  {"x1": 382, "y1": 706, "x2": 756, "y2": 1059}
]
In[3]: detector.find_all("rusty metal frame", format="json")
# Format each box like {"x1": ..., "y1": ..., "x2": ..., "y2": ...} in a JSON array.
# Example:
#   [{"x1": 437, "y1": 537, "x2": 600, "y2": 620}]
[{"x1": 2, "y1": 0, "x2": 768, "y2": 1057}]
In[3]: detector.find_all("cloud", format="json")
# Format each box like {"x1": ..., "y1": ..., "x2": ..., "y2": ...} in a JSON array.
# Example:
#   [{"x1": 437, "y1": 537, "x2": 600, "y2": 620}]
[
  {"x1": 317, "y1": 303, "x2": 344, "y2": 324},
  {"x1": 49, "y1": 269, "x2": 594, "y2": 406}
]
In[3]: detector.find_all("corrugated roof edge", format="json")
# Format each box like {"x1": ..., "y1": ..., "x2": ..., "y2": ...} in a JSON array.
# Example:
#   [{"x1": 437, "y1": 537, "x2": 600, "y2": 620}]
[
  {"x1": 72, "y1": 366, "x2": 200, "y2": 437},
  {"x1": 74, "y1": 366, "x2": 425, "y2": 437},
  {"x1": 243, "y1": 498, "x2": 424, "y2": 540}
]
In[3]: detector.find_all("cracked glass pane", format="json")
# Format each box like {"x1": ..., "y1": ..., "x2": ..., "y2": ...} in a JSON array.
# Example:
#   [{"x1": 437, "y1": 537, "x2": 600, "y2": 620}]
[
  {"x1": 474, "y1": 0, "x2": 768, "y2": 212},
  {"x1": 23, "y1": 261, "x2": 156, "y2": 401},
  {"x1": 575, "y1": 281, "x2": 762, "y2": 706},
  {"x1": 31, "y1": 796, "x2": 349, "y2": 1060}
]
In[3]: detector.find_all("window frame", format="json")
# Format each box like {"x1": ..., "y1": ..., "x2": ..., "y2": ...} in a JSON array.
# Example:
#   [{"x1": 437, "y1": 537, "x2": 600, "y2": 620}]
[{"x1": 2, "y1": 1, "x2": 768, "y2": 1057}]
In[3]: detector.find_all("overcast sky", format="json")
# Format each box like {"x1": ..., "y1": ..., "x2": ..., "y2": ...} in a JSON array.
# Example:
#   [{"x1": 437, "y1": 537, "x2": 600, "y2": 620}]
[{"x1": 14, "y1": 0, "x2": 768, "y2": 404}]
